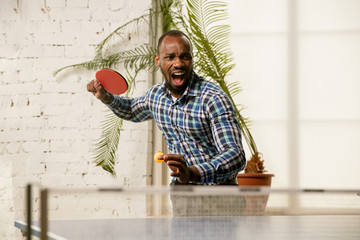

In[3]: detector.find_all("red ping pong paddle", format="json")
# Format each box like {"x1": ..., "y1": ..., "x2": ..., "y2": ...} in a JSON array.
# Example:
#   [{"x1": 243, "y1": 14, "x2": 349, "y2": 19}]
[{"x1": 95, "y1": 69, "x2": 128, "y2": 95}]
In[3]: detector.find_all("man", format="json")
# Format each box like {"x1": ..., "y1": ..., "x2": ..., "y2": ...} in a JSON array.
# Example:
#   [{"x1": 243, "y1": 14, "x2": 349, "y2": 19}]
[{"x1": 87, "y1": 30, "x2": 246, "y2": 185}]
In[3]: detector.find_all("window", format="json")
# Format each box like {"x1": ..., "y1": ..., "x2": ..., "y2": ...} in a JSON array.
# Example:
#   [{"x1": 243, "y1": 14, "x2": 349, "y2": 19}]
[{"x1": 228, "y1": 0, "x2": 360, "y2": 189}]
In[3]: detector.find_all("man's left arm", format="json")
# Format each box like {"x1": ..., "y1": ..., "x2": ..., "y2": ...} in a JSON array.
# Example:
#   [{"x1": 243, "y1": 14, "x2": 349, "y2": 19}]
[{"x1": 196, "y1": 93, "x2": 246, "y2": 184}]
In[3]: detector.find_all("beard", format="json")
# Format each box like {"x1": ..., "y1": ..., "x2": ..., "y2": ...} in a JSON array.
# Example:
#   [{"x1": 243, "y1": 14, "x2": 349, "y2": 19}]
[
  {"x1": 161, "y1": 69, "x2": 191, "y2": 98},
  {"x1": 164, "y1": 80, "x2": 188, "y2": 97}
]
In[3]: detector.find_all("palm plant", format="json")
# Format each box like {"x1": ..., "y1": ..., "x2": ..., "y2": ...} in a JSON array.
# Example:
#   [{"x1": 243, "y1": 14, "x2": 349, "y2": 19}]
[{"x1": 54, "y1": 0, "x2": 264, "y2": 176}]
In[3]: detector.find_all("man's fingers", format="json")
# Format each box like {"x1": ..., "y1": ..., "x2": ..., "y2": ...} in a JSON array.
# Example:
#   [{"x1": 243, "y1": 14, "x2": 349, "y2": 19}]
[
  {"x1": 164, "y1": 154, "x2": 186, "y2": 163},
  {"x1": 94, "y1": 80, "x2": 103, "y2": 90},
  {"x1": 162, "y1": 154, "x2": 190, "y2": 182},
  {"x1": 165, "y1": 159, "x2": 187, "y2": 176},
  {"x1": 87, "y1": 80, "x2": 96, "y2": 93},
  {"x1": 164, "y1": 155, "x2": 184, "y2": 171},
  {"x1": 166, "y1": 160, "x2": 184, "y2": 169},
  {"x1": 87, "y1": 79, "x2": 110, "y2": 102},
  {"x1": 87, "y1": 80, "x2": 103, "y2": 93}
]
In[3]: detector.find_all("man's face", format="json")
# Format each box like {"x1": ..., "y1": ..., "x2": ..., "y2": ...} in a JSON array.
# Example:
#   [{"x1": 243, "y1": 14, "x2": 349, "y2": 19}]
[{"x1": 155, "y1": 35, "x2": 193, "y2": 98}]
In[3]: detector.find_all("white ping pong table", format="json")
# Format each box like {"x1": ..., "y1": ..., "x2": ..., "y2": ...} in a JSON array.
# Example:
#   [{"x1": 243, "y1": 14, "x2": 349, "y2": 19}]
[
  {"x1": 15, "y1": 184, "x2": 360, "y2": 240},
  {"x1": 15, "y1": 215, "x2": 360, "y2": 240}
]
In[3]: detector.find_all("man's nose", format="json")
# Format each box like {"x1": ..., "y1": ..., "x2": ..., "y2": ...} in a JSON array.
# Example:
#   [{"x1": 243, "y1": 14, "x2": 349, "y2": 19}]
[{"x1": 173, "y1": 57, "x2": 184, "y2": 68}]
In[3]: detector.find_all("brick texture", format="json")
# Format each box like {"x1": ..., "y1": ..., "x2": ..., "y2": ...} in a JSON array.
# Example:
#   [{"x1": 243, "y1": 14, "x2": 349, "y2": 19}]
[{"x1": 0, "y1": 0, "x2": 152, "y2": 238}]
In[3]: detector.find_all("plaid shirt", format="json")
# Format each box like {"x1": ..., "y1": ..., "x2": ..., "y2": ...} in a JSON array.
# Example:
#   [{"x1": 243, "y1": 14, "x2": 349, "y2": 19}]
[{"x1": 106, "y1": 72, "x2": 246, "y2": 185}]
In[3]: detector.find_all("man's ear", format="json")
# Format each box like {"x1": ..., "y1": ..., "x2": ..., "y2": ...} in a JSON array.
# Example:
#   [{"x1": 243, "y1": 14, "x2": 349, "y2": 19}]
[{"x1": 155, "y1": 54, "x2": 160, "y2": 67}]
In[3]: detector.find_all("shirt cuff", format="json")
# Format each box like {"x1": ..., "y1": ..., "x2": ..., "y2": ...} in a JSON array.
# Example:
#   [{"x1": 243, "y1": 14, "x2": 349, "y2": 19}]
[
  {"x1": 193, "y1": 164, "x2": 215, "y2": 184},
  {"x1": 104, "y1": 94, "x2": 118, "y2": 108}
]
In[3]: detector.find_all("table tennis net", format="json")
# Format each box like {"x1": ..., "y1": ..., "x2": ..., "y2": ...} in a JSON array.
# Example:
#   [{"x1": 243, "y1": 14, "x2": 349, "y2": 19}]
[{"x1": 25, "y1": 185, "x2": 360, "y2": 220}]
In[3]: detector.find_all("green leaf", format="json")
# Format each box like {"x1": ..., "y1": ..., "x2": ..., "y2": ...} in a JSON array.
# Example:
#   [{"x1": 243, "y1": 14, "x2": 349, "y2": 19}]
[{"x1": 92, "y1": 111, "x2": 123, "y2": 176}]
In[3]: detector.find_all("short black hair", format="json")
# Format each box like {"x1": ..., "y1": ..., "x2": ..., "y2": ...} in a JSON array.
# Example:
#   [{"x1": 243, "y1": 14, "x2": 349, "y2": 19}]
[{"x1": 157, "y1": 30, "x2": 192, "y2": 54}]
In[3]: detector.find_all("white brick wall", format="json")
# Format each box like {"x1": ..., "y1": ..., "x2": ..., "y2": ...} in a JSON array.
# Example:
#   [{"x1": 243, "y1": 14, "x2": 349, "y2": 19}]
[{"x1": 0, "y1": 0, "x2": 153, "y2": 238}]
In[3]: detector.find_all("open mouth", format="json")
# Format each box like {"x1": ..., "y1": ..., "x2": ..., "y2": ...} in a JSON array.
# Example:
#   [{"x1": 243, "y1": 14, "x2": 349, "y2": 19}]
[{"x1": 171, "y1": 72, "x2": 186, "y2": 86}]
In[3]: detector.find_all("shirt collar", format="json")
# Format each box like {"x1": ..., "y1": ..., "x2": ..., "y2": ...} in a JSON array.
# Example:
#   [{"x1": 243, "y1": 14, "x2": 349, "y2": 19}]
[{"x1": 186, "y1": 71, "x2": 201, "y2": 97}]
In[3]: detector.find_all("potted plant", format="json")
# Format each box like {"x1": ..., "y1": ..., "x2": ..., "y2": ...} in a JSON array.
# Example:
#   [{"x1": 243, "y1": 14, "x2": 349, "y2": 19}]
[
  {"x1": 236, "y1": 147, "x2": 275, "y2": 187},
  {"x1": 55, "y1": 0, "x2": 272, "y2": 187},
  {"x1": 234, "y1": 125, "x2": 274, "y2": 215}
]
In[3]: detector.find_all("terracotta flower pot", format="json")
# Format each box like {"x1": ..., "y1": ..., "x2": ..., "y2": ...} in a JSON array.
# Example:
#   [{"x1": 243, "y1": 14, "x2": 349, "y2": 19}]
[
  {"x1": 236, "y1": 173, "x2": 274, "y2": 215},
  {"x1": 237, "y1": 173, "x2": 274, "y2": 187}
]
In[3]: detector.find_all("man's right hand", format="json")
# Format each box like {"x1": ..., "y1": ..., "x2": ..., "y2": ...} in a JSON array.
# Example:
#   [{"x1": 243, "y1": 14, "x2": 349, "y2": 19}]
[{"x1": 87, "y1": 79, "x2": 113, "y2": 104}]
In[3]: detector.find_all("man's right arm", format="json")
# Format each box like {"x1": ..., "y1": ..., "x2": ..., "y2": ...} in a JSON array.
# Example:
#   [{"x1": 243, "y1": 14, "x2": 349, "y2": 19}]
[{"x1": 87, "y1": 79, "x2": 154, "y2": 122}]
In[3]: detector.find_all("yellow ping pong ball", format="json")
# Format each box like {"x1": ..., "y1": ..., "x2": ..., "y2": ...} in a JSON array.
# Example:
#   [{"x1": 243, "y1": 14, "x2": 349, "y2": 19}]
[{"x1": 154, "y1": 151, "x2": 164, "y2": 163}]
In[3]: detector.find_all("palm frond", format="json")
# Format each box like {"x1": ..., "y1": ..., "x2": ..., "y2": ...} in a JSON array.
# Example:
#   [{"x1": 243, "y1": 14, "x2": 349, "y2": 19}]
[
  {"x1": 92, "y1": 111, "x2": 124, "y2": 176},
  {"x1": 123, "y1": 46, "x2": 158, "y2": 73},
  {"x1": 185, "y1": 0, "x2": 259, "y2": 156},
  {"x1": 227, "y1": 81, "x2": 243, "y2": 97},
  {"x1": 53, "y1": 8, "x2": 162, "y2": 175},
  {"x1": 160, "y1": 0, "x2": 184, "y2": 32},
  {"x1": 54, "y1": 45, "x2": 157, "y2": 77},
  {"x1": 95, "y1": 13, "x2": 151, "y2": 59},
  {"x1": 185, "y1": 0, "x2": 234, "y2": 82}
]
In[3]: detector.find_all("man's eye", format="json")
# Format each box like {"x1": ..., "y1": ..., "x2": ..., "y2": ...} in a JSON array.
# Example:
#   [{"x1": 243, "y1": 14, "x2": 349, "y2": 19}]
[
  {"x1": 165, "y1": 56, "x2": 174, "y2": 60},
  {"x1": 180, "y1": 54, "x2": 192, "y2": 60}
]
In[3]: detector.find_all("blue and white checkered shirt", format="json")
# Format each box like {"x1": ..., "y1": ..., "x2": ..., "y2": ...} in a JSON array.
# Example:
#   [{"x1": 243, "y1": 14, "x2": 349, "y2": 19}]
[{"x1": 106, "y1": 72, "x2": 246, "y2": 185}]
